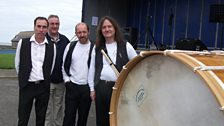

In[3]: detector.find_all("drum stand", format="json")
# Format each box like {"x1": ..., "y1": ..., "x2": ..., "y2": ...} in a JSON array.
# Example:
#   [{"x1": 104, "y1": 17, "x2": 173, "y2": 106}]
[
  {"x1": 144, "y1": 1, "x2": 158, "y2": 50},
  {"x1": 144, "y1": 17, "x2": 158, "y2": 50},
  {"x1": 168, "y1": 8, "x2": 174, "y2": 49},
  {"x1": 220, "y1": 23, "x2": 223, "y2": 50}
]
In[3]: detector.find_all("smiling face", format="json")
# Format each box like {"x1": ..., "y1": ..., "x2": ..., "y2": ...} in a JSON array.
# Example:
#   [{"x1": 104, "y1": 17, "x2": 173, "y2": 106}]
[
  {"x1": 101, "y1": 19, "x2": 115, "y2": 42},
  {"x1": 48, "y1": 17, "x2": 60, "y2": 36}
]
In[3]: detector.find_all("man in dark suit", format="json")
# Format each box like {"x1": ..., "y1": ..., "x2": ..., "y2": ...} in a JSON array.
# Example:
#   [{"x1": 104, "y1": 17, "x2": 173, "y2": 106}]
[{"x1": 15, "y1": 16, "x2": 56, "y2": 126}]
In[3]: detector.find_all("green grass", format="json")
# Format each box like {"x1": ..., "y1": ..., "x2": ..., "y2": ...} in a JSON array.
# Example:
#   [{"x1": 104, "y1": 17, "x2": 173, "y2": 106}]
[{"x1": 0, "y1": 54, "x2": 15, "y2": 69}]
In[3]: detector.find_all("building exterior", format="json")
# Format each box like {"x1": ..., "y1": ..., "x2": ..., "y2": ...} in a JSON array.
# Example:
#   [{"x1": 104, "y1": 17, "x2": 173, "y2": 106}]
[{"x1": 11, "y1": 31, "x2": 34, "y2": 48}]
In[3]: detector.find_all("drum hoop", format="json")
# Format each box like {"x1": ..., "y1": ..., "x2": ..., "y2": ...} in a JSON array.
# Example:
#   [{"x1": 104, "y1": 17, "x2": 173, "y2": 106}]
[
  {"x1": 166, "y1": 51, "x2": 224, "y2": 109},
  {"x1": 110, "y1": 51, "x2": 224, "y2": 126},
  {"x1": 110, "y1": 51, "x2": 162, "y2": 126}
]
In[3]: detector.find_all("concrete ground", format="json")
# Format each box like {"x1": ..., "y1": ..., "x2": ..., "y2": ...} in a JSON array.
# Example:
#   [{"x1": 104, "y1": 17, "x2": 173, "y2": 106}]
[{"x1": 0, "y1": 69, "x2": 96, "y2": 126}]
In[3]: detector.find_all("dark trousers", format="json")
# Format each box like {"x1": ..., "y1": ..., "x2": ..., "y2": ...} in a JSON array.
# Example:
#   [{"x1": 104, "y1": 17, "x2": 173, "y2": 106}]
[
  {"x1": 18, "y1": 82, "x2": 50, "y2": 126},
  {"x1": 95, "y1": 80, "x2": 115, "y2": 126},
  {"x1": 62, "y1": 82, "x2": 91, "y2": 126}
]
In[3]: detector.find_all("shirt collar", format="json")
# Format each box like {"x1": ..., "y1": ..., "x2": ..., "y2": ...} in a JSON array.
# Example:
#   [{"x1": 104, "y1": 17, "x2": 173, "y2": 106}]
[
  {"x1": 48, "y1": 32, "x2": 60, "y2": 43},
  {"x1": 30, "y1": 34, "x2": 49, "y2": 44}
]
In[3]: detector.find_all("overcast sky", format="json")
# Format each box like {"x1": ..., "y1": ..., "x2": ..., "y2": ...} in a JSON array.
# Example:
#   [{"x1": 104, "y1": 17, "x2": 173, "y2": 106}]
[{"x1": 0, "y1": 0, "x2": 82, "y2": 44}]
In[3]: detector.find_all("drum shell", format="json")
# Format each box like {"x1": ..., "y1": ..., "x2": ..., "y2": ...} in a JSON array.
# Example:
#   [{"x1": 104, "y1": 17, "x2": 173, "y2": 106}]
[{"x1": 110, "y1": 51, "x2": 224, "y2": 126}]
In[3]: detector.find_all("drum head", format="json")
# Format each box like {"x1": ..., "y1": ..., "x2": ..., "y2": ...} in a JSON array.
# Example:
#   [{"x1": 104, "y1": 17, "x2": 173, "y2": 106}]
[{"x1": 111, "y1": 53, "x2": 224, "y2": 126}]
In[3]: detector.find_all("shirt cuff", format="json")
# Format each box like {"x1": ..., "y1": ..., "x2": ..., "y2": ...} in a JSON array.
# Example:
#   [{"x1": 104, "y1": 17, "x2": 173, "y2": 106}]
[
  {"x1": 89, "y1": 82, "x2": 94, "y2": 91},
  {"x1": 63, "y1": 77, "x2": 70, "y2": 83}
]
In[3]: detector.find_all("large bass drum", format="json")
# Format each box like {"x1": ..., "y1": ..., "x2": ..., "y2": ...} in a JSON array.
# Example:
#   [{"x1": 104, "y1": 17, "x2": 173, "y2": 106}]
[{"x1": 110, "y1": 50, "x2": 224, "y2": 126}]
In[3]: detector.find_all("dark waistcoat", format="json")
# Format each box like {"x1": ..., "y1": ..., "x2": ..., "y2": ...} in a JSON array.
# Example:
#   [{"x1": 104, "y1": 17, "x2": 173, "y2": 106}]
[
  {"x1": 18, "y1": 38, "x2": 54, "y2": 89},
  {"x1": 94, "y1": 42, "x2": 129, "y2": 86}
]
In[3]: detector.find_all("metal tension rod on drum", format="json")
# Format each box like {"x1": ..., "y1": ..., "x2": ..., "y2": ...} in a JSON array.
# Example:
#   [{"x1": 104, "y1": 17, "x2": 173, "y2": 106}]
[{"x1": 101, "y1": 49, "x2": 120, "y2": 77}]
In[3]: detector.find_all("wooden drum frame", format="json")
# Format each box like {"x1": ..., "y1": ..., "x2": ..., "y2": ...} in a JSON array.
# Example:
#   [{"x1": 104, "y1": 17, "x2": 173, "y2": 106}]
[{"x1": 110, "y1": 50, "x2": 224, "y2": 126}]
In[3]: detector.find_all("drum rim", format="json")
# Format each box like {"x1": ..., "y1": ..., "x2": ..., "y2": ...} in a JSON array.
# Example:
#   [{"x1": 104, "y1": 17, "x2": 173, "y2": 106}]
[
  {"x1": 110, "y1": 51, "x2": 162, "y2": 126},
  {"x1": 110, "y1": 51, "x2": 224, "y2": 126}
]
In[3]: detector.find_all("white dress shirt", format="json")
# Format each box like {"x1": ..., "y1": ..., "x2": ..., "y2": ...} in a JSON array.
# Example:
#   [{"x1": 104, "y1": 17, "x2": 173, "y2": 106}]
[{"x1": 15, "y1": 34, "x2": 56, "y2": 82}]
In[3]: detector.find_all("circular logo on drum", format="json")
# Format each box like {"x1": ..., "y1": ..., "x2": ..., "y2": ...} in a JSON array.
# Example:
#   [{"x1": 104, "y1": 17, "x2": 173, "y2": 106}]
[{"x1": 136, "y1": 86, "x2": 146, "y2": 106}]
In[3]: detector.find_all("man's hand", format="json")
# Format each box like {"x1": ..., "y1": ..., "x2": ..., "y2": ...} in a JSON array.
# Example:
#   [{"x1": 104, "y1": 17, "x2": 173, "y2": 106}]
[{"x1": 90, "y1": 91, "x2": 95, "y2": 101}]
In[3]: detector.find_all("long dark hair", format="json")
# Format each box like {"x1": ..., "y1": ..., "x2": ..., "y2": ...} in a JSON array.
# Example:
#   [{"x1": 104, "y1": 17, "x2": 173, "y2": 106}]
[{"x1": 95, "y1": 16, "x2": 124, "y2": 49}]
